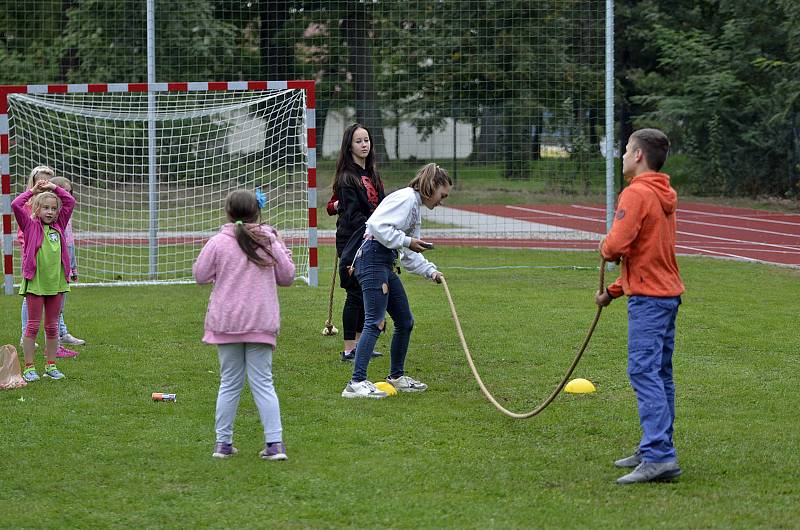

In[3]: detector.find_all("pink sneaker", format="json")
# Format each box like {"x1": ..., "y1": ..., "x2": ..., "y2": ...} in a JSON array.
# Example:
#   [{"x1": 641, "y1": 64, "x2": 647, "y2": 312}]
[{"x1": 56, "y1": 345, "x2": 78, "y2": 358}]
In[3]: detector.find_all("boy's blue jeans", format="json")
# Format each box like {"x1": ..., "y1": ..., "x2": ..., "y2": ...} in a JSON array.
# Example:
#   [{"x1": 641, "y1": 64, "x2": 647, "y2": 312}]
[
  {"x1": 351, "y1": 240, "x2": 414, "y2": 383},
  {"x1": 627, "y1": 295, "x2": 681, "y2": 463}
]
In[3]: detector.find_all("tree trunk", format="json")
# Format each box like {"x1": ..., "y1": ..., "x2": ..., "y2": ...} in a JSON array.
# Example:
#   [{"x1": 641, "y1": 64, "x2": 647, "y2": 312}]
[
  {"x1": 341, "y1": 5, "x2": 388, "y2": 163},
  {"x1": 791, "y1": 112, "x2": 800, "y2": 193},
  {"x1": 588, "y1": 108, "x2": 599, "y2": 154},
  {"x1": 473, "y1": 106, "x2": 503, "y2": 162},
  {"x1": 531, "y1": 113, "x2": 542, "y2": 161},
  {"x1": 259, "y1": 1, "x2": 296, "y2": 168},
  {"x1": 59, "y1": 0, "x2": 79, "y2": 83},
  {"x1": 504, "y1": 101, "x2": 530, "y2": 180},
  {"x1": 259, "y1": 0, "x2": 294, "y2": 81}
]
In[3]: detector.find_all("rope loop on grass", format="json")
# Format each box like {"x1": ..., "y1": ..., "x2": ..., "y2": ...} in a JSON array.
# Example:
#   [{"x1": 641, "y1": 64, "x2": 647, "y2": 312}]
[
  {"x1": 441, "y1": 256, "x2": 606, "y2": 419},
  {"x1": 322, "y1": 253, "x2": 339, "y2": 336}
]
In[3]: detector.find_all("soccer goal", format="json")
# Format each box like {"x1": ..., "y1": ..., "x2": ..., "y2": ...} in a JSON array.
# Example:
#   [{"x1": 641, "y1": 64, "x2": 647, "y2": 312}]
[{"x1": 1, "y1": 81, "x2": 318, "y2": 295}]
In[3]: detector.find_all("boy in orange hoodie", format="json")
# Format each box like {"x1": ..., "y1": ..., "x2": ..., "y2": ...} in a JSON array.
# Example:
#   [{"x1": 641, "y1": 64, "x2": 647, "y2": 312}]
[{"x1": 596, "y1": 128, "x2": 685, "y2": 484}]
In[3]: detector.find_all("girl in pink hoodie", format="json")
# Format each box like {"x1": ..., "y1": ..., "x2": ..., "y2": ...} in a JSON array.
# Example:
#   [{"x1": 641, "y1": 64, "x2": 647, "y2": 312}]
[{"x1": 193, "y1": 190, "x2": 295, "y2": 461}]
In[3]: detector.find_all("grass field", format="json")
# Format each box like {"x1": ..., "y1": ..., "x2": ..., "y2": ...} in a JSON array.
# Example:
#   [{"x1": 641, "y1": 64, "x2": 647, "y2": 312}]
[{"x1": 1, "y1": 246, "x2": 799, "y2": 529}]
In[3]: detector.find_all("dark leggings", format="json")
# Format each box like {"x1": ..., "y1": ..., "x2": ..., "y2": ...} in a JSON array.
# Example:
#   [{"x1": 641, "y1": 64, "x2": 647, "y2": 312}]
[{"x1": 342, "y1": 283, "x2": 365, "y2": 341}]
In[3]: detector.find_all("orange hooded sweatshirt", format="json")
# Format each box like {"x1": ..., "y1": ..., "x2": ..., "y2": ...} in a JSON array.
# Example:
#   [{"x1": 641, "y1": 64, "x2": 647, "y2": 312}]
[{"x1": 601, "y1": 171, "x2": 684, "y2": 299}]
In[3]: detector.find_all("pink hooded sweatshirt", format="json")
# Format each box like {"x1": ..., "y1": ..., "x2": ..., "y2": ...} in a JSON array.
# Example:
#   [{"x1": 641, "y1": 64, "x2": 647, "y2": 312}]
[
  {"x1": 12, "y1": 186, "x2": 76, "y2": 282},
  {"x1": 193, "y1": 223, "x2": 295, "y2": 346}
]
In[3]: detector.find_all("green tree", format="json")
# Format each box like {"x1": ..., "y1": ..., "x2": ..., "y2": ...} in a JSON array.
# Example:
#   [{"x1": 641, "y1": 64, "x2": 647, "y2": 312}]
[
  {"x1": 375, "y1": 0, "x2": 604, "y2": 180},
  {"x1": 0, "y1": 0, "x2": 64, "y2": 83},
  {"x1": 61, "y1": 0, "x2": 239, "y2": 83},
  {"x1": 616, "y1": 0, "x2": 799, "y2": 196},
  {"x1": 633, "y1": 0, "x2": 797, "y2": 195}
]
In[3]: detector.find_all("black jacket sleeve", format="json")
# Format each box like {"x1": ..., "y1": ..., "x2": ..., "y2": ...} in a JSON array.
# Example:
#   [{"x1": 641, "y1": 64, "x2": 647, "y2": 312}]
[
  {"x1": 334, "y1": 173, "x2": 386, "y2": 254},
  {"x1": 334, "y1": 181, "x2": 369, "y2": 253}
]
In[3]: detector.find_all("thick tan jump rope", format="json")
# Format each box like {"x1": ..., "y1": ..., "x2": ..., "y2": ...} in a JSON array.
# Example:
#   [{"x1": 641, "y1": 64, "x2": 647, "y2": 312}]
[
  {"x1": 440, "y1": 257, "x2": 606, "y2": 419},
  {"x1": 322, "y1": 253, "x2": 339, "y2": 336}
]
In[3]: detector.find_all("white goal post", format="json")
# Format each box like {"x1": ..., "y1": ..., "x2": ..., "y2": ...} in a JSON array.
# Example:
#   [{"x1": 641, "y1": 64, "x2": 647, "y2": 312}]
[{"x1": 1, "y1": 81, "x2": 318, "y2": 295}]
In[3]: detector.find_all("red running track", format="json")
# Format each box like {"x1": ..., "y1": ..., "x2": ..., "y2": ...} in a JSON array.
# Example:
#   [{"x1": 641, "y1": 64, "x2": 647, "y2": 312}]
[{"x1": 453, "y1": 202, "x2": 800, "y2": 267}]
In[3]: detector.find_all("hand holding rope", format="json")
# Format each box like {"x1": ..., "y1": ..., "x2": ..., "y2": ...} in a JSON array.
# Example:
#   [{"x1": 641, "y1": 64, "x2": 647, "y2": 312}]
[{"x1": 322, "y1": 253, "x2": 339, "y2": 336}]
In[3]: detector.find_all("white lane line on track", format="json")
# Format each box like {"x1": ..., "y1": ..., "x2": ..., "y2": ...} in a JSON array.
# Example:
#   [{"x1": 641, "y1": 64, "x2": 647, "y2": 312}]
[
  {"x1": 574, "y1": 204, "x2": 800, "y2": 228},
  {"x1": 571, "y1": 204, "x2": 800, "y2": 238},
  {"x1": 677, "y1": 207, "x2": 800, "y2": 227},
  {"x1": 677, "y1": 245, "x2": 766, "y2": 263},
  {"x1": 676, "y1": 243, "x2": 800, "y2": 252},
  {"x1": 506, "y1": 205, "x2": 605, "y2": 224},
  {"x1": 538, "y1": 205, "x2": 799, "y2": 251}
]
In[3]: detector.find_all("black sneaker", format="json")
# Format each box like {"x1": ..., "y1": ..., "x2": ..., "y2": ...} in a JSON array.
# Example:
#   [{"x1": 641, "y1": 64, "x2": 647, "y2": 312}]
[{"x1": 341, "y1": 350, "x2": 383, "y2": 362}]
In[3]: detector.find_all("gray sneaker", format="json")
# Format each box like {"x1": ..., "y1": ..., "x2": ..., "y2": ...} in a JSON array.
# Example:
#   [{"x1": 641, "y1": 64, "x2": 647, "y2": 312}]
[
  {"x1": 614, "y1": 449, "x2": 642, "y2": 468},
  {"x1": 60, "y1": 333, "x2": 86, "y2": 346},
  {"x1": 386, "y1": 374, "x2": 428, "y2": 392},
  {"x1": 617, "y1": 461, "x2": 682, "y2": 484}
]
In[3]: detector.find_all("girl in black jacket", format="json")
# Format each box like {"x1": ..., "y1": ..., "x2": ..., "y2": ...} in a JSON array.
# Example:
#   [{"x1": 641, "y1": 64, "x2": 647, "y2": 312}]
[{"x1": 332, "y1": 123, "x2": 386, "y2": 361}]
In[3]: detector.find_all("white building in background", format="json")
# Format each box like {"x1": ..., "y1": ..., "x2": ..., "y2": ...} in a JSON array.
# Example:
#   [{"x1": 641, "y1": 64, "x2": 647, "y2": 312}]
[{"x1": 321, "y1": 109, "x2": 473, "y2": 160}]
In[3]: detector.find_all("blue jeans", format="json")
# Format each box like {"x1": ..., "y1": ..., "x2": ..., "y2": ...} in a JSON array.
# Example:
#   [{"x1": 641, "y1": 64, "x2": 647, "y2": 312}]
[
  {"x1": 352, "y1": 240, "x2": 414, "y2": 383},
  {"x1": 627, "y1": 295, "x2": 681, "y2": 463}
]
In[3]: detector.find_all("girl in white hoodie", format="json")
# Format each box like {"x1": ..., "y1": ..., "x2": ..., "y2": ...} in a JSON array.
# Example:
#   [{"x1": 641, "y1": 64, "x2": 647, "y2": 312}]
[
  {"x1": 193, "y1": 190, "x2": 295, "y2": 460},
  {"x1": 341, "y1": 163, "x2": 451, "y2": 399}
]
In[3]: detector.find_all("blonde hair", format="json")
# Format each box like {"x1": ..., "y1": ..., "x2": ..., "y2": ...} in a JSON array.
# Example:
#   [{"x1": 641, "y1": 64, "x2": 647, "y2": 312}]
[
  {"x1": 49, "y1": 176, "x2": 73, "y2": 192},
  {"x1": 27, "y1": 165, "x2": 55, "y2": 190},
  {"x1": 408, "y1": 163, "x2": 452, "y2": 201},
  {"x1": 30, "y1": 191, "x2": 61, "y2": 220}
]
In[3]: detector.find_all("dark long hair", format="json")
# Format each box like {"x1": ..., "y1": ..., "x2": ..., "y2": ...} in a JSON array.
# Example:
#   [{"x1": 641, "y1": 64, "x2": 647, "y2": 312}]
[
  {"x1": 224, "y1": 190, "x2": 274, "y2": 267},
  {"x1": 333, "y1": 123, "x2": 380, "y2": 193}
]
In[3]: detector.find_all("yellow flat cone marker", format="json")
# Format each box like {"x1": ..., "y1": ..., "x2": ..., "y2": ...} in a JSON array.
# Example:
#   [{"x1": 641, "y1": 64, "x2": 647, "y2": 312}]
[
  {"x1": 374, "y1": 381, "x2": 398, "y2": 396},
  {"x1": 564, "y1": 378, "x2": 596, "y2": 394}
]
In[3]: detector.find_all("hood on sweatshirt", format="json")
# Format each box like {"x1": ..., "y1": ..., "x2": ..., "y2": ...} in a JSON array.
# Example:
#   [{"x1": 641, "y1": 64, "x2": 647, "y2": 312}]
[{"x1": 630, "y1": 172, "x2": 677, "y2": 215}]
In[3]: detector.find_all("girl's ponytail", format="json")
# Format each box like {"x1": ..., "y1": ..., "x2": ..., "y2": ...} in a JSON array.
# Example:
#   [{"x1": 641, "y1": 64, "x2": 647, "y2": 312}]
[
  {"x1": 408, "y1": 163, "x2": 452, "y2": 202},
  {"x1": 225, "y1": 190, "x2": 274, "y2": 267}
]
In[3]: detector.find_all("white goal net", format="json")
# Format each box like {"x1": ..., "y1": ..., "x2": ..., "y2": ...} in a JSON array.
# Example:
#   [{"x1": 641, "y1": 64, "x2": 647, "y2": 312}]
[{"x1": 2, "y1": 82, "x2": 317, "y2": 293}]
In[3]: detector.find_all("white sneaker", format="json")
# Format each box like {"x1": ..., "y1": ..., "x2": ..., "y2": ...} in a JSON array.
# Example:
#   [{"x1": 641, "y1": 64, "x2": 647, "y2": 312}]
[
  {"x1": 341, "y1": 380, "x2": 388, "y2": 399},
  {"x1": 60, "y1": 333, "x2": 85, "y2": 345},
  {"x1": 386, "y1": 375, "x2": 428, "y2": 392}
]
